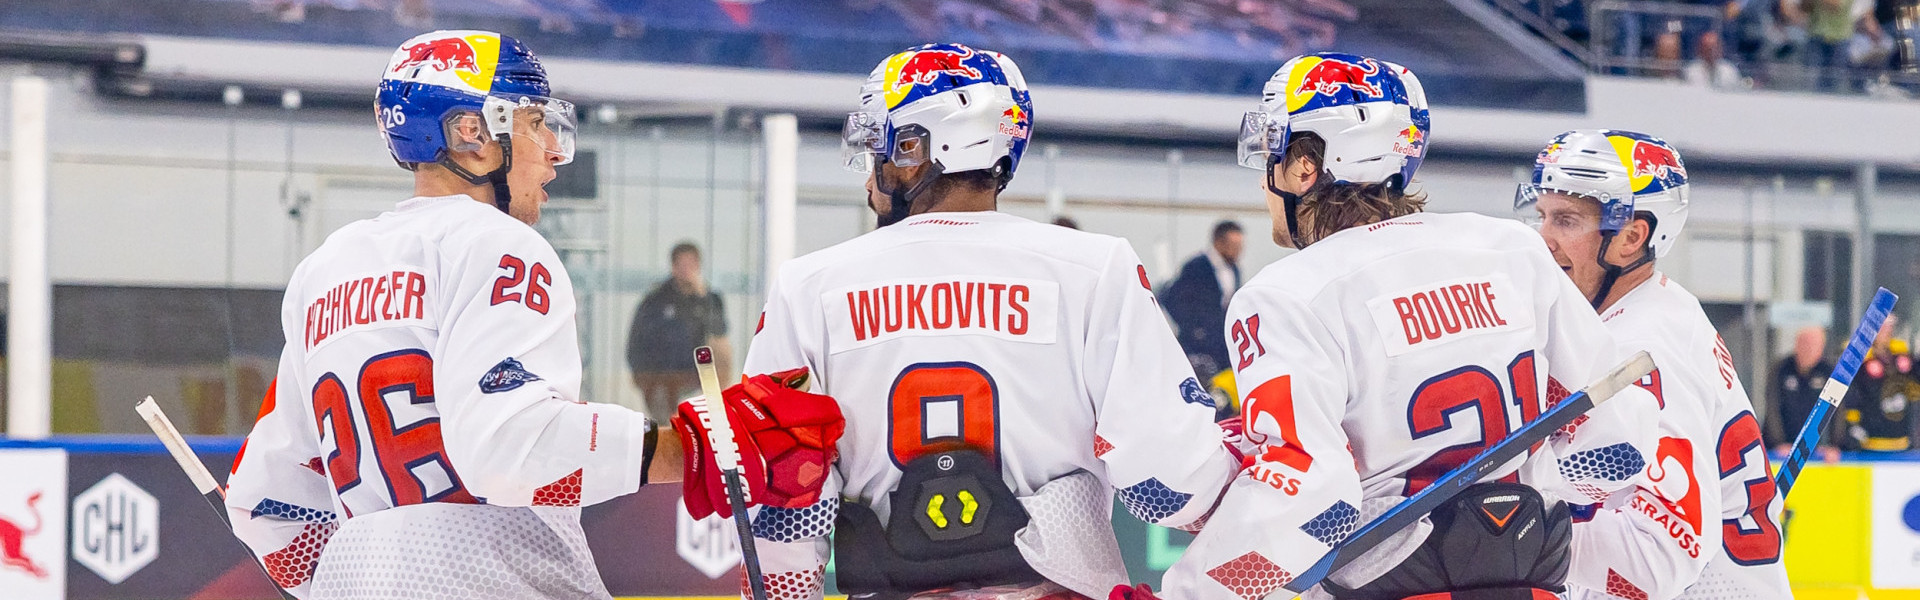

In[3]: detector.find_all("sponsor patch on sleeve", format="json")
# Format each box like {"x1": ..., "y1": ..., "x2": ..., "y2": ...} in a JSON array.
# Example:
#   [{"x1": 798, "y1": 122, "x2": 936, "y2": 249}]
[{"x1": 479, "y1": 357, "x2": 542, "y2": 393}]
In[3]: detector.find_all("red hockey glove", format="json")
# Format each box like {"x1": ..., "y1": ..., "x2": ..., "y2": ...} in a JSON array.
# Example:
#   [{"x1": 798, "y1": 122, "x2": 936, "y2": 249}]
[
  {"x1": 1110, "y1": 584, "x2": 1165, "y2": 600},
  {"x1": 1216, "y1": 416, "x2": 1252, "y2": 466},
  {"x1": 673, "y1": 367, "x2": 844, "y2": 519}
]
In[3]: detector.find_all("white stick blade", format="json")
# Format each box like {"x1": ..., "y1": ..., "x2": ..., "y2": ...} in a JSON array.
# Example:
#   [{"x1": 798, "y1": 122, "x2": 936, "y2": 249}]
[{"x1": 1587, "y1": 350, "x2": 1656, "y2": 405}]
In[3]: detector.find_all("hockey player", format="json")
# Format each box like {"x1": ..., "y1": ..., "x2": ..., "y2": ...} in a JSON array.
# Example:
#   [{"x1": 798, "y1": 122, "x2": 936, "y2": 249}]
[
  {"x1": 1159, "y1": 53, "x2": 1661, "y2": 600},
  {"x1": 224, "y1": 30, "x2": 679, "y2": 600},
  {"x1": 674, "y1": 43, "x2": 1241, "y2": 600},
  {"x1": 1518, "y1": 130, "x2": 1790, "y2": 600}
]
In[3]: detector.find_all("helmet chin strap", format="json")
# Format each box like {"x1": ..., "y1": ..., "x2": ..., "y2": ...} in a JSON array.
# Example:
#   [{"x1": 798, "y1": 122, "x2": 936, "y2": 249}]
[
  {"x1": 1588, "y1": 231, "x2": 1655, "y2": 310},
  {"x1": 875, "y1": 161, "x2": 945, "y2": 228},
  {"x1": 438, "y1": 133, "x2": 516, "y2": 215},
  {"x1": 1266, "y1": 158, "x2": 1303, "y2": 248}
]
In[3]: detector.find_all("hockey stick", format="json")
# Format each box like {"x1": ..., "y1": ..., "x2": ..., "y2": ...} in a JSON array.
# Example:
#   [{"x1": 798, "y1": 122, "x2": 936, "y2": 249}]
[
  {"x1": 135, "y1": 396, "x2": 299, "y2": 600},
  {"x1": 694, "y1": 346, "x2": 770, "y2": 600},
  {"x1": 1775, "y1": 287, "x2": 1898, "y2": 498},
  {"x1": 1275, "y1": 350, "x2": 1656, "y2": 597}
]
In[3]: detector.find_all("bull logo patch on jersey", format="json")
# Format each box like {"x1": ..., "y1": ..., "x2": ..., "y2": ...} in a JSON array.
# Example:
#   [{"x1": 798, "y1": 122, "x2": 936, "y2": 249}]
[
  {"x1": 1179, "y1": 377, "x2": 1215, "y2": 409},
  {"x1": 480, "y1": 357, "x2": 542, "y2": 393}
]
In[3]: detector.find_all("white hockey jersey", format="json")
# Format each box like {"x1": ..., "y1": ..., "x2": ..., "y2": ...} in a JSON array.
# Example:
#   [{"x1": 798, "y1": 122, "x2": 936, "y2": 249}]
[
  {"x1": 1570, "y1": 274, "x2": 1790, "y2": 600},
  {"x1": 225, "y1": 195, "x2": 655, "y2": 599},
  {"x1": 1164, "y1": 212, "x2": 1661, "y2": 600},
  {"x1": 739, "y1": 210, "x2": 1241, "y2": 600}
]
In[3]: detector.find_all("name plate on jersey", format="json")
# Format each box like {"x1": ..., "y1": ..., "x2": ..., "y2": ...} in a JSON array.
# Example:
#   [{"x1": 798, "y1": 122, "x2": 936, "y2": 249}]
[
  {"x1": 1367, "y1": 273, "x2": 1531, "y2": 357},
  {"x1": 304, "y1": 268, "x2": 434, "y2": 355},
  {"x1": 823, "y1": 277, "x2": 1058, "y2": 353}
]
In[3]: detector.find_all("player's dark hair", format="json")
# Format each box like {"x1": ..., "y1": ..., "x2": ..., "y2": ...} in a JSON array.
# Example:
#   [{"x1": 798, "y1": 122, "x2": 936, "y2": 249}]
[
  {"x1": 1211, "y1": 220, "x2": 1243, "y2": 242},
  {"x1": 669, "y1": 242, "x2": 701, "y2": 262},
  {"x1": 1283, "y1": 132, "x2": 1427, "y2": 246},
  {"x1": 931, "y1": 169, "x2": 1000, "y2": 198}
]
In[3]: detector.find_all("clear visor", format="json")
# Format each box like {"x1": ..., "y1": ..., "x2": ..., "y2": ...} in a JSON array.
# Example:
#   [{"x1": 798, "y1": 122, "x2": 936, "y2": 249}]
[
  {"x1": 473, "y1": 94, "x2": 577, "y2": 166},
  {"x1": 1514, "y1": 184, "x2": 1622, "y2": 229},
  {"x1": 840, "y1": 112, "x2": 931, "y2": 173},
  {"x1": 1237, "y1": 111, "x2": 1283, "y2": 170},
  {"x1": 841, "y1": 111, "x2": 886, "y2": 172}
]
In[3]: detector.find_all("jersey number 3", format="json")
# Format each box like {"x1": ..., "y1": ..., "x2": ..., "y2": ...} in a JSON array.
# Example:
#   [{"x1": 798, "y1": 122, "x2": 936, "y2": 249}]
[
  {"x1": 312, "y1": 349, "x2": 477, "y2": 507},
  {"x1": 1717, "y1": 410, "x2": 1783, "y2": 565}
]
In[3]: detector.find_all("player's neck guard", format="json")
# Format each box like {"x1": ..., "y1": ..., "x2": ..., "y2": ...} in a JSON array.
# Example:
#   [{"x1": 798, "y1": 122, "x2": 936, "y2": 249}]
[{"x1": 438, "y1": 133, "x2": 516, "y2": 215}]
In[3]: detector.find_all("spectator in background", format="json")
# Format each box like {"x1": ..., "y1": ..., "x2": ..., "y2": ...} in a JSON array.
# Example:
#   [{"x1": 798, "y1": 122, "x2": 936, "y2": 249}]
[
  {"x1": 1843, "y1": 314, "x2": 1920, "y2": 451},
  {"x1": 625, "y1": 242, "x2": 730, "y2": 420},
  {"x1": 1158, "y1": 220, "x2": 1242, "y2": 379},
  {"x1": 1766, "y1": 325, "x2": 1842, "y2": 461},
  {"x1": 1686, "y1": 27, "x2": 1750, "y2": 86},
  {"x1": 1802, "y1": 0, "x2": 1880, "y2": 91},
  {"x1": 1052, "y1": 215, "x2": 1080, "y2": 229}
]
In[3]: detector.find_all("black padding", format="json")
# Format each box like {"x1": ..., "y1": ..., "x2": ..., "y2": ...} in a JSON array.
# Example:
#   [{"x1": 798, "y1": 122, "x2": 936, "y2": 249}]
[
  {"x1": 1332, "y1": 482, "x2": 1571, "y2": 600},
  {"x1": 833, "y1": 450, "x2": 1041, "y2": 598}
]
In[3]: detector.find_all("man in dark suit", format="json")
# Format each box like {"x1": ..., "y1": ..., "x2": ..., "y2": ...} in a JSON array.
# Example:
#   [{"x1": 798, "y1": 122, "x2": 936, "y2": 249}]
[{"x1": 1159, "y1": 220, "x2": 1244, "y2": 380}]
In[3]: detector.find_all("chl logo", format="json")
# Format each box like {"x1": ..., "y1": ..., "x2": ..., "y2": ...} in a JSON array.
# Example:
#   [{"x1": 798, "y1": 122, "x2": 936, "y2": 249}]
[
  {"x1": 0, "y1": 491, "x2": 47, "y2": 579},
  {"x1": 72, "y1": 474, "x2": 158, "y2": 585},
  {"x1": 675, "y1": 499, "x2": 740, "y2": 579}
]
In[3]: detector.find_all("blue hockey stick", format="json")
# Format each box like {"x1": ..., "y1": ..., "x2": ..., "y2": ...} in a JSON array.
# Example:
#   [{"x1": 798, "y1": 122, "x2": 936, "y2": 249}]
[
  {"x1": 1276, "y1": 350, "x2": 1656, "y2": 596},
  {"x1": 1774, "y1": 287, "x2": 1897, "y2": 498}
]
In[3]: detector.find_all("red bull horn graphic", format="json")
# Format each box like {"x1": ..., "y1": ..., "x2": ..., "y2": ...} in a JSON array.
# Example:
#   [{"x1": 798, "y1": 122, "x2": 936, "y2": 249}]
[
  {"x1": 393, "y1": 37, "x2": 481, "y2": 74},
  {"x1": 1393, "y1": 124, "x2": 1424, "y2": 157},
  {"x1": 893, "y1": 48, "x2": 982, "y2": 89},
  {"x1": 999, "y1": 105, "x2": 1030, "y2": 139},
  {"x1": 0, "y1": 491, "x2": 47, "y2": 579},
  {"x1": 1296, "y1": 57, "x2": 1383, "y2": 99},
  {"x1": 1631, "y1": 141, "x2": 1685, "y2": 182}
]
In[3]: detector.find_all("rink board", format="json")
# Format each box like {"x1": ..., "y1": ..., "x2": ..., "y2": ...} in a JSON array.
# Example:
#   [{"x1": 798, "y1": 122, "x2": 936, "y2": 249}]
[{"x1": 0, "y1": 436, "x2": 1912, "y2": 599}]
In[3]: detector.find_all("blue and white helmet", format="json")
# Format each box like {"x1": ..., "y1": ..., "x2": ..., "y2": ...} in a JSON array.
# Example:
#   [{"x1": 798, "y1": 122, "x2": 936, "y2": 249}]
[
  {"x1": 841, "y1": 43, "x2": 1033, "y2": 187},
  {"x1": 1237, "y1": 52, "x2": 1429, "y2": 190},
  {"x1": 1515, "y1": 129, "x2": 1690, "y2": 258},
  {"x1": 376, "y1": 30, "x2": 575, "y2": 169}
]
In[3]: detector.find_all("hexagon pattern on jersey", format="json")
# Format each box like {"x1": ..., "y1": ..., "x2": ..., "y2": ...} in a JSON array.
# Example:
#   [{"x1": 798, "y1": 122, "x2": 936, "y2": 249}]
[
  {"x1": 252, "y1": 498, "x2": 337, "y2": 523},
  {"x1": 1206, "y1": 551, "x2": 1295, "y2": 600},
  {"x1": 1607, "y1": 568, "x2": 1650, "y2": 600},
  {"x1": 531, "y1": 469, "x2": 584, "y2": 507},
  {"x1": 262, "y1": 521, "x2": 339, "y2": 589},
  {"x1": 751, "y1": 498, "x2": 838, "y2": 543},
  {"x1": 1300, "y1": 500, "x2": 1360, "y2": 546},
  {"x1": 308, "y1": 504, "x2": 605, "y2": 598},
  {"x1": 747, "y1": 566, "x2": 825, "y2": 600},
  {"x1": 1560, "y1": 442, "x2": 1646, "y2": 483},
  {"x1": 1117, "y1": 477, "x2": 1193, "y2": 524}
]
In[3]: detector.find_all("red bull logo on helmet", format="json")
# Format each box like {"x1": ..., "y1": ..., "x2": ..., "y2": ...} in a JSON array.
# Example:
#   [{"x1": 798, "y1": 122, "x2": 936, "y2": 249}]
[
  {"x1": 883, "y1": 46, "x2": 985, "y2": 109},
  {"x1": 999, "y1": 105, "x2": 1030, "y2": 139},
  {"x1": 394, "y1": 38, "x2": 480, "y2": 75},
  {"x1": 1608, "y1": 133, "x2": 1687, "y2": 194},
  {"x1": 1285, "y1": 55, "x2": 1383, "y2": 113},
  {"x1": 1392, "y1": 124, "x2": 1425, "y2": 157},
  {"x1": 1631, "y1": 141, "x2": 1685, "y2": 182},
  {"x1": 385, "y1": 32, "x2": 502, "y2": 93}
]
